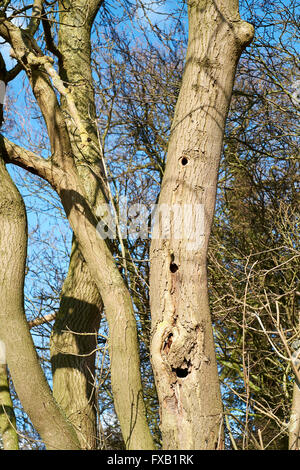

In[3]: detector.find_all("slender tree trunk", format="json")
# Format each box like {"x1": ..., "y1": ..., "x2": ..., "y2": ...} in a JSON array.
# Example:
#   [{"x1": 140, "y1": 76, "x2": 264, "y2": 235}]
[
  {"x1": 0, "y1": 156, "x2": 80, "y2": 450},
  {"x1": 289, "y1": 338, "x2": 300, "y2": 450},
  {"x1": 0, "y1": 341, "x2": 19, "y2": 450},
  {"x1": 54, "y1": 169, "x2": 155, "y2": 450},
  {"x1": 0, "y1": 7, "x2": 155, "y2": 449},
  {"x1": 50, "y1": 239, "x2": 102, "y2": 449},
  {"x1": 51, "y1": 1, "x2": 154, "y2": 450},
  {"x1": 150, "y1": 0, "x2": 254, "y2": 450},
  {"x1": 50, "y1": 1, "x2": 105, "y2": 449},
  {"x1": 289, "y1": 382, "x2": 300, "y2": 450}
]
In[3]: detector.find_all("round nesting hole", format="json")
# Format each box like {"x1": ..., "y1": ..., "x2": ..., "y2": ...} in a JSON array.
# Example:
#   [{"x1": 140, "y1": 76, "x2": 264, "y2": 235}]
[
  {"x1": 170, "y1": 262, "x2": 178, "y2": 273},
  {"x1": 173, "y1": 367, "x2": 189, "y2": 378},
  {"x1": 181, "y1": 157, "x2": 189, "y2": 166}
]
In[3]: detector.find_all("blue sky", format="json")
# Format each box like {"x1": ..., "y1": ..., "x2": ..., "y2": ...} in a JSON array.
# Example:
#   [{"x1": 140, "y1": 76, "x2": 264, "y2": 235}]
[
  {"x1": 0, "y1": 0, "x2": 298, "y2": 444},
  {"x1": 1, "y1": 0, "x2": 298, "y2": 336},
  {"x1": 1, "y1": 0, "x2": 298, "y2": 321}
]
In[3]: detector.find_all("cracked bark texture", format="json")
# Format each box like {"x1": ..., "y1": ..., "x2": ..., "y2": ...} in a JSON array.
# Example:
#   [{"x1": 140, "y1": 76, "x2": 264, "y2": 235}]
[{"x1": 150, "y1": 0, "x2": 254, "y2": 450}]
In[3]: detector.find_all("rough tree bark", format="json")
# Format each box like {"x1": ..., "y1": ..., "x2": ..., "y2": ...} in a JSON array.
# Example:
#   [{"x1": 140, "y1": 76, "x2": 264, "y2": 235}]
[
  {"x1": 50, "y1": 0, "x2": 105, "y2": 449},
  {"x1": 289, "y1": 338, "x2": 300, "y2": 450},
  {"x1": 0, "y1": 4, "x2": 154, "y2": 450},
  {"x1": 150, "y1": 0, "x2": 254, "y2": 449},
  {"x1": 0, "y1": 341, "x2": 19, "y2": 450},
  {"x1": 289, "y1": 382, "x2": 300, "y2": 450},
  {"x1": 0, "y1": 155, "x2": 80, "y2": 450},
  {"x1": 50, "y1": 238, "x2": 103, "y2": 450}
]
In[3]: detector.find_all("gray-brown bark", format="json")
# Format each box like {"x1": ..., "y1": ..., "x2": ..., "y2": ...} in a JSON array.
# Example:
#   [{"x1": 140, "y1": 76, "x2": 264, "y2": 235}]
[
  {"x1": 0, "y1": 155, "x2": 80, "y2": 450},
  {"x1": 0, "y1": 341, "x2": 19, "y2": 450},
  {"x1": 289, "y1": 339, "x2": 300, "y2": 450},
  {"x1": 150, "y1": 0, "x2": 254, "y2": 449},
  {"x1": 52, "y1": 169, "x2": 154, "y2": 449},
  {"x1": 289, "y1": 382, "x2": 300, "y2": 450},
  {"x1": 0, "y1": 10, "x2": 154, "y2": 450},
  {"x1": 49, "y1": 0, "x2": 105, "y2": 449},
  {"x1": 50, "y1": 239, "x2": 102, "y2": 449}
]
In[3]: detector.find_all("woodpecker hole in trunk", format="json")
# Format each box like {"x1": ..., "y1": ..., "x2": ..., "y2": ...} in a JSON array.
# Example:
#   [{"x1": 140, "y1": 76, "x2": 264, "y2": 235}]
[
  {"x1": 172, "y1": 367, "x2": 189, "y2": 378},
  {"x1": 181, "y1": 157, "x2": 188, "y2": 166},
  {"x1": 170, "y1": 262, "x2": 178, "y2": 273}
]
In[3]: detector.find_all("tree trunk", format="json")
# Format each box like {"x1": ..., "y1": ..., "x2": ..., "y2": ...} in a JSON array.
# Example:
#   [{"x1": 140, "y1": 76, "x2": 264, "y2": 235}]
[
  {"x1": 289, "y1": 339, "x2": 300, "y2": 450},
  {"x1": 0, "y1": 341, "x2": 19, "y2": 450},
  {"x1": 150, "y1": 0, "x2": 254, "y2": 450},
  {"x1": 50, "y1": 0, "x2": 105, "y2": 449},
  {"x1": 50, "y1": 1, "x2": 154, "y2": 450},
  {"x1": 289, "y1": 382, "x2": 300, "y2": 450},
  {"x1": 0, "y1": 156, "x2": 80, "y2": 450},
  {"x1": 50, "y1": 239, "x2": 102, "y2": 449}
]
